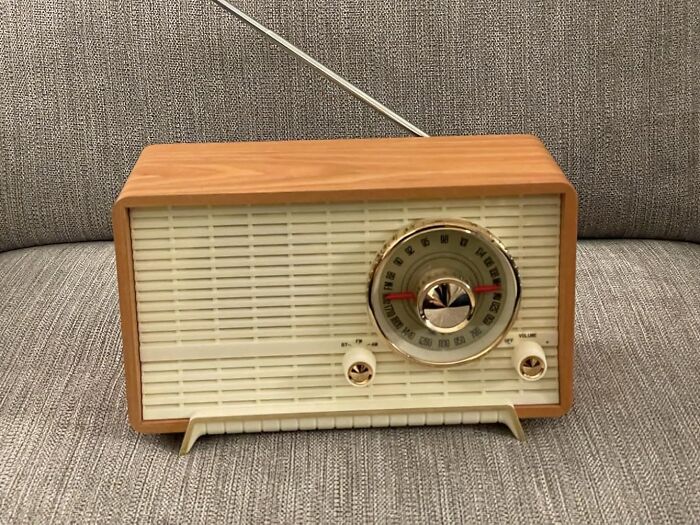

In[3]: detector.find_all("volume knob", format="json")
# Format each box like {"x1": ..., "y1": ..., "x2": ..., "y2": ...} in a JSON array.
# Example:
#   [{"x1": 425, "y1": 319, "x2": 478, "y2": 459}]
[{"x1": 417, "y1": 277, "x2": 476, "y2": 334}]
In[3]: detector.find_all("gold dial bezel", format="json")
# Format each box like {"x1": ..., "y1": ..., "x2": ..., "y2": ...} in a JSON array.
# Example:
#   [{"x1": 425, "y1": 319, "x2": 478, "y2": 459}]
[{"x1": 367, "y1": 218, "x2": 522, "y2": 367}]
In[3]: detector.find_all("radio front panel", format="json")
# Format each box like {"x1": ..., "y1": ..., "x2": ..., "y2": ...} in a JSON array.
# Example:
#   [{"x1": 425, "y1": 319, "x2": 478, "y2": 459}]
[{"x1": 129, "y1": 195, "x2": 561, "y2": 424}]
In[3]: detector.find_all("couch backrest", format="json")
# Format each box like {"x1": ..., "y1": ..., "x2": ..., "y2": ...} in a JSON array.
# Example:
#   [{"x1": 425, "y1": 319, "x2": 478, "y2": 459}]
[{"x1": 1, "y1": 0, "x2": 698, "y2": 252}]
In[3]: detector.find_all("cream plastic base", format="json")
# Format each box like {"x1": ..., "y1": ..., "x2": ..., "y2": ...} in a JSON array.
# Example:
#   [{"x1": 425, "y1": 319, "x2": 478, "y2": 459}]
[{"x1": 179, "y1": 405, "x2": 525, "y2": 454}]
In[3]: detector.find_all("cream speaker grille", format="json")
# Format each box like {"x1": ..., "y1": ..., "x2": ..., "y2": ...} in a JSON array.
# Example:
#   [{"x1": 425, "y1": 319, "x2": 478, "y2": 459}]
[{"x1": 130, "y1": 195, "x2": 561, "y2": 421}]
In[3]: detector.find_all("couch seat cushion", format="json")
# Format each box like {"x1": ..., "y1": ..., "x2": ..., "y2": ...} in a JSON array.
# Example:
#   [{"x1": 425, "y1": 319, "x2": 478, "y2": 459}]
[{"x1": 0, "y1": 240, "x2": 698, "y2": 522}]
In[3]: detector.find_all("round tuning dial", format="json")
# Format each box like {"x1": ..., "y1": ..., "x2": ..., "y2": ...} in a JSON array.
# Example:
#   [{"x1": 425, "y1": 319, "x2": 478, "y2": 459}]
[{"x1": 368, "y1": 219, "x2": 521, "y2": 366}]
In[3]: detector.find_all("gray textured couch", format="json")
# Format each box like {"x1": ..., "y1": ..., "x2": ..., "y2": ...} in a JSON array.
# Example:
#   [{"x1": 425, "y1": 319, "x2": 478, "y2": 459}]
[{"x1": 1, "y1": 1, "x2": 699, "y2": 522}]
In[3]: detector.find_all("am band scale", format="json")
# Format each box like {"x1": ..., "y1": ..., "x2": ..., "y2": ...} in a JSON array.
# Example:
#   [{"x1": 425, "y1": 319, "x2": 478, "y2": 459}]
[{"x1": 368, "y1": 219, "x2": 522, "y2": 367}]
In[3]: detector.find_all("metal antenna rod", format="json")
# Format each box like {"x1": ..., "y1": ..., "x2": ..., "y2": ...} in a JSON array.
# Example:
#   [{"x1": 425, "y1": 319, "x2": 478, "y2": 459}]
[{"x1": 209, "y1": 0, "x2": 429, "y2": 137}]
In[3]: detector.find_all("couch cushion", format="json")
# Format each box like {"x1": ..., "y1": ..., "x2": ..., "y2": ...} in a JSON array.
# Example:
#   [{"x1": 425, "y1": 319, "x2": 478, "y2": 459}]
[
  {"x1": 1, "y1": 0, "x2": 699, "y2": 252},
  {"x1": 0, "y1": 240, "x2": 698, "y2": 522}
]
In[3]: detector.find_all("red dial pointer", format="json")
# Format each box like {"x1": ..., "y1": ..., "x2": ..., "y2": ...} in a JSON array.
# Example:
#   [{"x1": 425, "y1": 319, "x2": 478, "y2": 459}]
[
  {"x1": 384, "y1": 284, "x2": 500, "y2": 301},
  {"x1": 383, "y1": 291, "x2": 417, "y2": 301},
  {"x1": 472, "y1": 284, "x2": 502, "y2": 294}
]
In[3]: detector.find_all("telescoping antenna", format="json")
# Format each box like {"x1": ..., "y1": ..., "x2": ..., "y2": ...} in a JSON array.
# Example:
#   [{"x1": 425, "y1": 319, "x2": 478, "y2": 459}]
[{"x1": 209, "y1": 0, "x2": 429, "y2": 137}]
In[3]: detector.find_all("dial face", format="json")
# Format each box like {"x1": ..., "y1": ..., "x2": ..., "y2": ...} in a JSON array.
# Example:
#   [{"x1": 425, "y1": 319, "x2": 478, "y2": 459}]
[{"x1": 368, "y1": 220, "x2": 521, "y2": 366}]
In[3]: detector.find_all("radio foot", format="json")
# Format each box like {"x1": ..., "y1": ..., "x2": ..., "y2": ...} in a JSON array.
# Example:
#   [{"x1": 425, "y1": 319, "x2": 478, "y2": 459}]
[
  {"x1": 498, "y1": 405, "x2": 526, "y2": 440},
  {"x1": 179, "y1": 405, "x2": 525, "y2": 454},
  {"x1": 180, "y1": 416, "x2": 211, "y2": 455}
]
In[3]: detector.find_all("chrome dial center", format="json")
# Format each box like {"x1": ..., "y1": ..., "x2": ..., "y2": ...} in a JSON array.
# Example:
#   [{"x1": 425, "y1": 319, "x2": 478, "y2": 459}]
[{"x1": 417, "y1": 277, "x2": 476, "y2": 334}]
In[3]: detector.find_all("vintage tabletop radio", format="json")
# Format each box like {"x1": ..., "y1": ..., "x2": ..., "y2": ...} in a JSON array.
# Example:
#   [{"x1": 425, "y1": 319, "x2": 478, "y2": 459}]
[{"x1": 114, "y1": 3, "x2": 577, "y2": 454}]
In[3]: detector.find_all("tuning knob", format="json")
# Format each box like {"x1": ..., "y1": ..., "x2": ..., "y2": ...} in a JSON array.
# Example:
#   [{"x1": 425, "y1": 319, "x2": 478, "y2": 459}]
[
  {"x1": 342, "y1": 346, "x2": 376, "y2": 387},
  {"x1": 417, "y1": 277, "x2": 476, "y2": 334}
]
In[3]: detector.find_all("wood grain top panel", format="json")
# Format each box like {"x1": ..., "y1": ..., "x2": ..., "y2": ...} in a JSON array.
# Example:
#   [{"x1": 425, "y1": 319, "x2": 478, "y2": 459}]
[{"x1": 115, "y1": 135, "x2": 572, "y2": 208}]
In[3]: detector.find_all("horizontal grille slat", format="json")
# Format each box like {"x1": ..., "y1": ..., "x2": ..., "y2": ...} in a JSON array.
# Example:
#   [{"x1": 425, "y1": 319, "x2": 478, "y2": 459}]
[
  {"x1": 131, "y1": 223, "x2": 562, "y2": 242},
  {"x1": 140, "y1": 357, "x2": 560, "y2": 387},
  {"x1": 134, "y1": 262, "x2": 558, "y2": 283},
  {"x1": 136, "y1": 295, "x2": 557, "y2": 321}
]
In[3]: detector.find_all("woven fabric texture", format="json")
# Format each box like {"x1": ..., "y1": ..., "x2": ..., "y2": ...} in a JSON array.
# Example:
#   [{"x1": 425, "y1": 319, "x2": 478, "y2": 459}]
[
  {"x1": 1, "y1": 0, "x2": 699, "y2": 252},
  {"x1": 0, "y1": 240, "x2": 698, "y2": 522}
]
